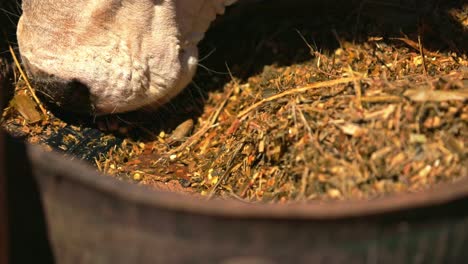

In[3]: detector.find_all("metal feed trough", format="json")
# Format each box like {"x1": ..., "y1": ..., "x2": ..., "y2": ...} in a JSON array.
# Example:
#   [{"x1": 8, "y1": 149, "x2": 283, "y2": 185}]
[
  {"x1": 1, "y1": 125, "x2": 468, "y2": 263},
  {"x1": 2, "y1": 67, "x2": 468, "y2": 263},
  {"x1": 1, "y1": 35, "x2": 468, "y2": 264}
]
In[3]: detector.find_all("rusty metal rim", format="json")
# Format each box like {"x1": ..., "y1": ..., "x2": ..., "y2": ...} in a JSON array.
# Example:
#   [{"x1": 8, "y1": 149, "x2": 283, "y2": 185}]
[{"x1": 28, "y1": 144, "x2": 468, "y2": 220}]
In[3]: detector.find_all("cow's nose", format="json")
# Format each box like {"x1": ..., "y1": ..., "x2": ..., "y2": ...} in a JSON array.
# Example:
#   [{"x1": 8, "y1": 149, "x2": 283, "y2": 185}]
[{"x1": 21, "y1": 57, "x2": 94, "y2": 114}]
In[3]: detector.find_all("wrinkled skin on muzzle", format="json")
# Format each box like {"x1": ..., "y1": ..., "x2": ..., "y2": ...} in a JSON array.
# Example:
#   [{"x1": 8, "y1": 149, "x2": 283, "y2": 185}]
[{"x1": 17, "y1": 0, "x2": 236, "y2": 114}]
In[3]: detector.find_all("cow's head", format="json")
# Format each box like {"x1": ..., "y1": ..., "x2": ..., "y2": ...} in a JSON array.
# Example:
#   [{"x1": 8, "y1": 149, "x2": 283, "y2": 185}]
[{"x1": 17, "y1": 0, "x2": 236, "y2": 114}]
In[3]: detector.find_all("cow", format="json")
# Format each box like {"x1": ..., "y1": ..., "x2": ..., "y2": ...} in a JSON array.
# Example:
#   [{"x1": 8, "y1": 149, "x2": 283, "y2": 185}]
[{"x1": 17, "y1": 0, "x2": 237, "y2": 115}]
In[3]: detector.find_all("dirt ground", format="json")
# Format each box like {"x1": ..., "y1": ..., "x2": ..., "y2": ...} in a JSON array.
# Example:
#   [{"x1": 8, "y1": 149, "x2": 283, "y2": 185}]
[{"x1": 1, "y1": 1, "x2": 467, "y2": 202}]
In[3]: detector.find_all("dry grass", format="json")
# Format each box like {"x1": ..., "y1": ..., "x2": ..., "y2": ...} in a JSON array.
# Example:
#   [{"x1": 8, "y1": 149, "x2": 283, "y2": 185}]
[{"x1": 1, "y1": 1, "x2": 467, "y2": 202}]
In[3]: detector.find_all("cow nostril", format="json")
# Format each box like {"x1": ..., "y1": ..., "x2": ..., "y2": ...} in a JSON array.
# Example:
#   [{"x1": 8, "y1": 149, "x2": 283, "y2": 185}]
[
  {"x1": 21, "y1": 56, "x2": 95, "y2": 114},
  {"x1": 30, "y1": 76, "x2": 94, "y2": 114}
]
